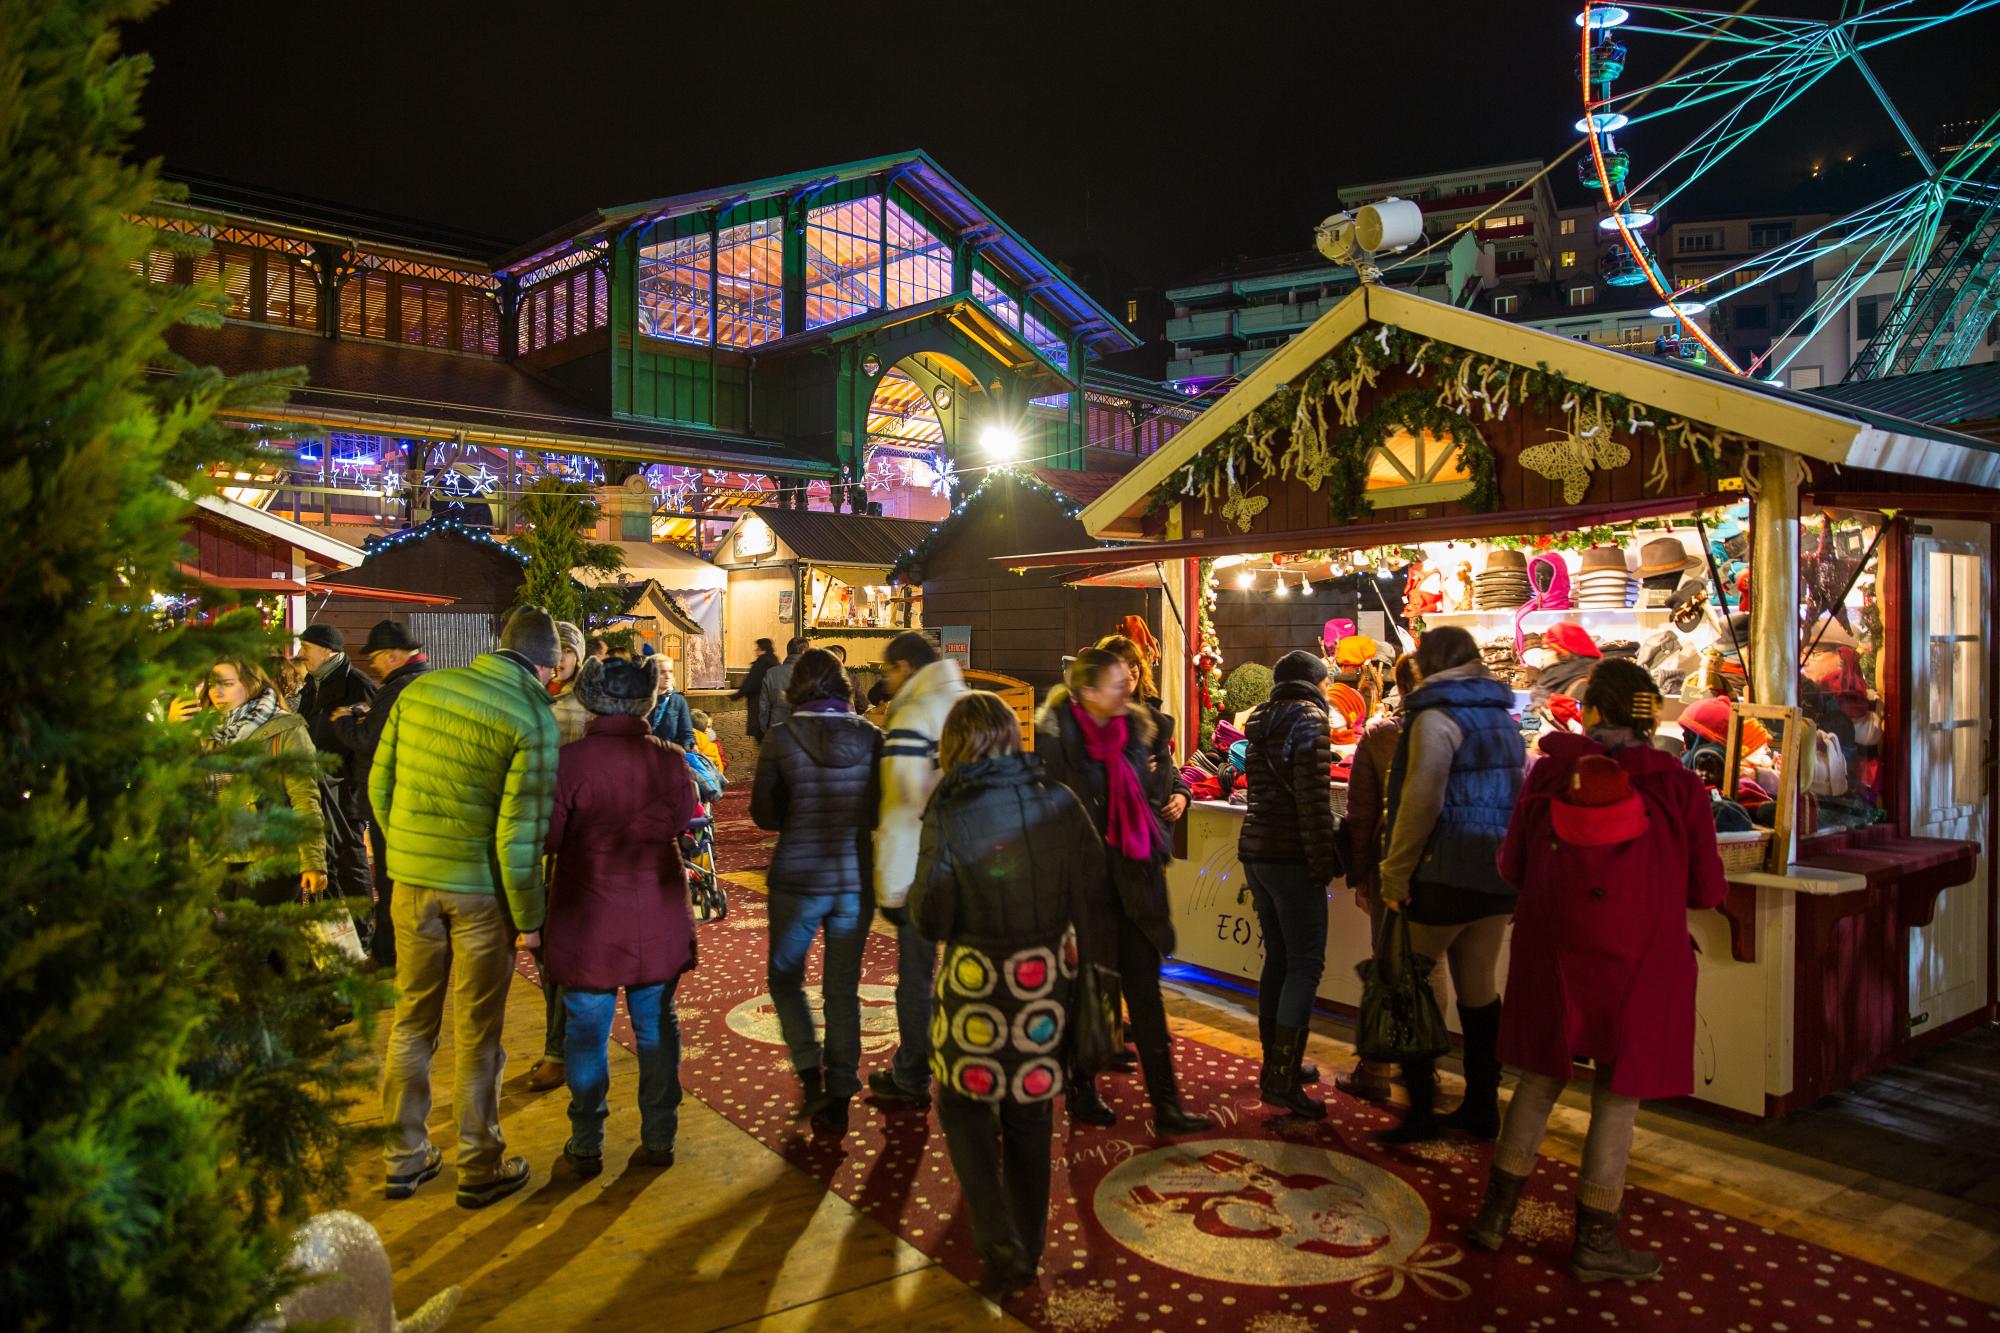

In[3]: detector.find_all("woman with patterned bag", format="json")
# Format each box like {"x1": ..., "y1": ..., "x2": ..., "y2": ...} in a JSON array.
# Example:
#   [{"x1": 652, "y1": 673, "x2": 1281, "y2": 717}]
[{"x1": 911, "y1": 691, "x2": 1107, "y2": 1293}]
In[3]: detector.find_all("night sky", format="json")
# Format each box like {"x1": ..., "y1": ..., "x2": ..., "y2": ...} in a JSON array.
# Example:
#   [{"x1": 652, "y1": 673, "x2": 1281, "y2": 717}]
[{"x1": 127, "y1": 1, "x2": 1999, "y2": 292}]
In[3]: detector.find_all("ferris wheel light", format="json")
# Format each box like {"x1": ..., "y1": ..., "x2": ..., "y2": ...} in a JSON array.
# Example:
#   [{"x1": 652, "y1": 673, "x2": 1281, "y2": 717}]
[
  {"x1": 1598, "y1": 210, "x2": 1655, "y2": 231},
  {"x1": 1649, "y1": 300, "x2": 1708, "y2": 317},
  {"x1": 1575, "y1": 113, "x2": 1630, "y2": 134},
  {"x1": 1576, "y1": 6, "x2": 1630, "y2": 27}
]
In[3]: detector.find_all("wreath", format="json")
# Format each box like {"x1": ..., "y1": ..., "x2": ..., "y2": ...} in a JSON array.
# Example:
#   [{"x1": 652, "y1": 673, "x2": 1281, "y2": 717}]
[{"x1": 1334, "y1": 389, "x2": 1499, "y2": 523}]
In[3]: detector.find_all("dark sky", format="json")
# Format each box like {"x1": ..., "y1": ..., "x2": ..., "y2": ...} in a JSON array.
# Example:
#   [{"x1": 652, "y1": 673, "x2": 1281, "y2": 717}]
[{"x1": 126, "y1": 1, "x2": 1999, "y2": 291}]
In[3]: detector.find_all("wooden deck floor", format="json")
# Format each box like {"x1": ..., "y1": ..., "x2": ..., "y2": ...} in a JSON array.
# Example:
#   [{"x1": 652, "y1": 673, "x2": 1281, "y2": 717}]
[{"x1": 342, "y1": 905, "x2": 2000, "y2": 1329}]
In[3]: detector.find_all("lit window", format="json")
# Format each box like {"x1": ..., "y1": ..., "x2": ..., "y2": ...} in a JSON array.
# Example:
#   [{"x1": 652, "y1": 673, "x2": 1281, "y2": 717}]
[
  {"x1": 1126, "y1": 298, "x2": 1140, "y2": 324},
  {"x1": 885, "y1": 201, "x2": 951, "y2": 310},
  {"x1": 714, "y1": 217, "x2": 783, "y2": 348},
  {"x1": 1023, "y1": 304, "x2": 1068, "y2": 374},
  {"x1": 1493, "y1": 293, "x2": 1518, "y2": 315},
  {"x1": 193, "y1": 249, "x2": 253, "y2": 319},
  {"x1": 973, "y1": 269, "x2": 1021, "y2": 328},
  {"x1": 1561, "y1": 217, "x2": 1577, "y2": 235},
  {"x1": 637, "y1": 230, "x2": 714, "y2": 344},
  {"x1": 1568, "y1": 285, "x2": 1597, "y2": 307},
  {"x1": 1561, "y1": 251, "x2": 1578, "y2": 269},
  {"x1": 805, "y1": 196, "x2": 884, "y2": 330},
  {"x1": 1482, "y1": 214, "x2": 1526, "y2": 230}
]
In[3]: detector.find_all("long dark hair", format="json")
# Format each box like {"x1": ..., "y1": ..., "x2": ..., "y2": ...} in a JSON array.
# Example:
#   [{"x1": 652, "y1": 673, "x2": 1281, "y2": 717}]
[
  {"x1": 785, "y1": 647, "x2": 851, "y2": 706},
  {"x1": 1414, "y1": 625, "x2": 1479, "y2": 678}
]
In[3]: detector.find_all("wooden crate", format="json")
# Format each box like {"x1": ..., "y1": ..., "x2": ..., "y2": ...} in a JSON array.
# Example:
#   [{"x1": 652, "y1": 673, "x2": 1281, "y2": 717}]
[{"x1": 964, "y1": 668, "x2": 1038, "y2": 751}]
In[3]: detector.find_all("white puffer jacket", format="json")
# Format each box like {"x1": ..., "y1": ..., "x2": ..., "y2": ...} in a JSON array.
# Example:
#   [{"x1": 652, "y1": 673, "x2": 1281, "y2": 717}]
[{"x1": 873, "y1": 658, "x2": 966, "y2": 909}]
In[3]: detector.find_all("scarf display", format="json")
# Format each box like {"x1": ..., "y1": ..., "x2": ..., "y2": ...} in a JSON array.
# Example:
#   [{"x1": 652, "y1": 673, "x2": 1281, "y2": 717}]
[
  {"x1": 211, "y1": 688, "x2": 280, "y2": 750},
  {"x1": 1070, "y1": 703, "x2": 1153, "y2": 860}
]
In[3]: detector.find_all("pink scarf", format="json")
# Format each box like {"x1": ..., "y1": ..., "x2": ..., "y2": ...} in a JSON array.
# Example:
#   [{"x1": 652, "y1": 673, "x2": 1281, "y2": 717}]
[{"x1": 1071, "y1": 703, "x2": 1154, "y2": 860}]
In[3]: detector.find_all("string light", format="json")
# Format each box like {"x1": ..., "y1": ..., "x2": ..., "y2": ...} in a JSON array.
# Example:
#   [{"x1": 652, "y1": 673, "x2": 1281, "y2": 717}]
[
  {"x1": 362, "y1": 515, "x2": 530, "y2": 564},
  {"x1": 889, "y1": 465, "x2": 1092, "y2": 581},
  {"x1": 1300, "y1": 575, "x2": 1314, "y2": 596}
]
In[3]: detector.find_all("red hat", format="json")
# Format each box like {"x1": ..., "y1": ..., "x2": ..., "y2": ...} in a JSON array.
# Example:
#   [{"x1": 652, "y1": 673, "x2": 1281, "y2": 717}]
[
  {"x1": 1547, "y1": 695, "x2": 1583, "y2": 732},
  {"x1": 1552, "y1": 754, "x2": 1650, "y2": 846},
  {"x1": 1543, "y1": 622, "x2": 1602, "y2": 659},
  {"x1": 1680, "y1": 696, "x2": 1772, "y2": 752}
]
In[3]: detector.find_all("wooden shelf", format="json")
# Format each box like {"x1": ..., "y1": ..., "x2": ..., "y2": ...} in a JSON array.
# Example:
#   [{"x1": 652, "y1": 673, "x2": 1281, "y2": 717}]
[{"x1": 1424, "y1": 607, "x2": 1675, "y2": 624}]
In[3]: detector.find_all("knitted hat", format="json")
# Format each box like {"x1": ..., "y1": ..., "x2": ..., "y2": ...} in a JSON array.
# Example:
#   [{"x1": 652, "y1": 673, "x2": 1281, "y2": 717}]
[
  {"x1": 360, "y1": 619, "x2": 422, "y2": 654},
  {"x1": 499, "y1": 606, "x2": 561, "y2": 669},
  {"x1": 1580, "y1": 545, "x2": 1629, "y2": 573},
  {"x1": 300, "y1": 623, "x2": 344, "y2": 652},
  {"x1": 1543, "y1": 622, "x2": 1602, "y2": 658},
  {"x1": 555, "y1": 620, "x2": 586, "y2": 662},
  {"x1": 1680, "y1": 695, "x2": 1771, "y2": 752},
  {"x1": 1273, "y1": 649, "x2": 1329, "y2": 685},
  {"x1": 576, "y1": 655, "x2": 660, "y2": 716},
  {"x1": 1333, "y1": 634, "x2": 1378, "y2": 668},
  {"x1": 1552, "y1": 753, "x2": 1650, "y2": 846},
  {"x1": 1638, "y1": 537, "x2": 1700, "y2": 577}
]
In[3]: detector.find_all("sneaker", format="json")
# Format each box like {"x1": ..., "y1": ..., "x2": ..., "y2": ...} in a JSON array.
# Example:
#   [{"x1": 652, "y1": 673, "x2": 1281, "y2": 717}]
[
  {"x1": 456, "y1": 1157, "x2": 532, "y2": 1209},
  {"x1": 632, "y1": 1145, "x2": 676, "y2": 1169},
  {"x1": 867, "y1": 1069, "x2": 930, "y2": 1108},
  {"x1": 383, "y1": 1146, "x2": 443, "y2": 1200}
]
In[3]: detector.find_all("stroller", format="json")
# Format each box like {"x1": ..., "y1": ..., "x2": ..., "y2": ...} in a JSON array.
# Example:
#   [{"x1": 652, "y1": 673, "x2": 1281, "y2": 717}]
[{"x1": 683, "y1": 748, "x2": 727, "y2": 922}]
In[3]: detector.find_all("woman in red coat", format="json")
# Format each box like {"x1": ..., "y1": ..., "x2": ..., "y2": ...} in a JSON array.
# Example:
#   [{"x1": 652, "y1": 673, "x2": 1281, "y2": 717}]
[
  {"x1": 1470, "y1": 658, "x2": 1726, "y2": 1285},
  {"x1": 544, "y1": 655, "x2": 701, "y2": 1175}
]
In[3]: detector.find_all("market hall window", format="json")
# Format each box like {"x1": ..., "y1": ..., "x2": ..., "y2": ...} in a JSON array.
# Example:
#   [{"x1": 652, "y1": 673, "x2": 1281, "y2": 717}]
[
  {"x1": 637, "y1": 228, "x2": 714, "y2": 345},
  {"x1": 885, "y1": 200, "x2": 951, "y2": 310},
  {"x1": 714, "y1": 216, "x2": 783, "y2": 348},
  {"x1": 1023, "y1": 304, "x2": 1069, "y2": 374},
  {"x1": 972, "y1": 267, "x2": 1021, "y2": 329},
  {"x1": 805, "y1": 196, "x2": 884, "y2": 329}
]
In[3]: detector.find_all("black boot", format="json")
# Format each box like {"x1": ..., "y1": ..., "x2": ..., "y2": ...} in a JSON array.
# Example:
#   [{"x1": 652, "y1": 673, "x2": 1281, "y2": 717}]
[
  {"x1": 1260, "y1": 1025, "x2": 1326, "y2": 1119},
  {"x1": 1378, "y1": 1057, "x2": 1443, "y2": 1144},
  {"x1": 1140, "y1": 1041, "x2": 1213, "y2": 1137},
  {"x1": 1067, "y1": 1076, "x2": 1116, "y2": 1127},
  {"x1": 1469, "y1": 1166, "x2": 1530, "y2": 1251},
  {"x1": 1569, "y1": 1202, "x2": 1663, "y2": 1283},
  {"x1": 1440, "y1": 1000, "x2": 1502, "y2": 1140}
]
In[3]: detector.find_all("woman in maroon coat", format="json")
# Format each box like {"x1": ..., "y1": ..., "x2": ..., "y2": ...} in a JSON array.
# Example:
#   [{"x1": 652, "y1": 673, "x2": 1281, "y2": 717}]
[
  {"x1": 1470, "y1": 658, "x2": 1726, "y2": 1285},
  {"x1": 544, "y1": 656, "x2": 701, "y2": 1175}
]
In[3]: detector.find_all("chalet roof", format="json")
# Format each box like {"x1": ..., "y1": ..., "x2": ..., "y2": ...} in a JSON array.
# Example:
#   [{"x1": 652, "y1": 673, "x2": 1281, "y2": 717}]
[
  {"x1": 601, "y1": 579, "x2": 705, "y2": 636},
  {"x1": 738, "y1": 506, "x2": 933, "y2": 568},
  {"x1": 162, "y1": 323, "x2": 838, "y2": 477},
  {"x1": 1810, "y1": 360, "x2": 2000, "y2": 441},
  {"x1": 1079, "y1": 285, "x2": 2000, "y2": 538},
  {"x1": 493, "y1": 151, "x2": 1140, "y2": 358}
]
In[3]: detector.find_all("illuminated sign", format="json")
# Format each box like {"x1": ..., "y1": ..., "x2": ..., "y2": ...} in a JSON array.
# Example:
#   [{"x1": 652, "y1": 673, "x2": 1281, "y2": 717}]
[{"x1": 735, "y1": 514, "x2": 776, "y2": 559}]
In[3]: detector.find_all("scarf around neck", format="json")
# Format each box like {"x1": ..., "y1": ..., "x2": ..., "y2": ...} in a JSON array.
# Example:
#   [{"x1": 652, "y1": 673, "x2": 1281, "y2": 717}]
[
  {"x1": 212, "y1": 688, "x2": 280, "y2": 750},
  {"x1": 1070, "y1": 702, "x2": 1153, "y2": 859},
  {"x1": 795, "y1": 696, "x2": 851, "y2": 715}
]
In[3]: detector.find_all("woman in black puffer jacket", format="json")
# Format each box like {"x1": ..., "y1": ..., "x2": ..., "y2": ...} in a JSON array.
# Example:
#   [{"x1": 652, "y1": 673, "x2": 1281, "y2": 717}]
[
  {"x1": 751, "y1": 648, "x2": 883, "y2": 1134},
  {"x1": 1237, "y1": 650, "x2": 1346, "y2": 1119},
  {"x1": 1036, "y1": 649, "x2": 1213, "y2": 1139},
  {"x1": 913, "y1": 691, "x2": 1107, "y2": 1292}
]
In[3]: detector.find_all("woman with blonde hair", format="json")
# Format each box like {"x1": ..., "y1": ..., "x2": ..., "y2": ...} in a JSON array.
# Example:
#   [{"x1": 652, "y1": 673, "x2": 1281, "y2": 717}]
[{"x1": 912, "y1": 690, "x2": 1106, "y2": 1291}]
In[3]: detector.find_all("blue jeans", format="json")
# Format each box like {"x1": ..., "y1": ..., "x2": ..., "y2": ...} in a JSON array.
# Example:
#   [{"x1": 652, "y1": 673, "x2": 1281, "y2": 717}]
[
  {"x1": 1244, "y1": 860, "x2": 1329, "y2": 1034},
  {"x1": 890, "y1": 911, "x2": 937, "y2": 1094},
  {"x1": 766, "y1": 891, "x2": 870, "y2": 1098},
  {"x1": 562, "y1": 979, "x2": 682, "y2": 1157}
]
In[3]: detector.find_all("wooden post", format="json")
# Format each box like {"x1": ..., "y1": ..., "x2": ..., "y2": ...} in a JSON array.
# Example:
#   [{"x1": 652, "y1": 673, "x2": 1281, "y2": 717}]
[{"x1": 1752, "y1": 447, "x2": 1802, "y2": 862}]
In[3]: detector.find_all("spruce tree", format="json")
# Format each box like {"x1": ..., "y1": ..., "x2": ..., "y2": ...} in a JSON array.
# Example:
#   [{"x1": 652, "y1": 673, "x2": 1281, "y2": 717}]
[
  {"x1": 512, "y1": 476, "x2": 624, "y2": 625},
  {"x1": 1, "y1": 1, "x2": 383, "y2": 1324}
]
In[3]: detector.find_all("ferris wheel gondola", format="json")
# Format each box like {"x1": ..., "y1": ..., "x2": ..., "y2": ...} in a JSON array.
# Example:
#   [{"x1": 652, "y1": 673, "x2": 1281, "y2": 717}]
[{"x1": 1574, "y1": 1, "x2": 2000, "y2": 382}]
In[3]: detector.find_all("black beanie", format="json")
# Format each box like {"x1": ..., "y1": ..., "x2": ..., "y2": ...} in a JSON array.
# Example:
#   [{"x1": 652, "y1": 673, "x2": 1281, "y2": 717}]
[
  {"x1": 1273, "y1": 649, "x2": 1329, "y2": 685},
  {"x1": 299, "y1": 623, "x2": 344, "y2": 652}
]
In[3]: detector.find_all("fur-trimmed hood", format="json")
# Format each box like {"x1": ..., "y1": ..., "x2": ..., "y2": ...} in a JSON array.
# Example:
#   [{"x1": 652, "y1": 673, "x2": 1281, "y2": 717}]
[{"x1": 1036, "y1": 683, "x2": 1157, "y2": 750}]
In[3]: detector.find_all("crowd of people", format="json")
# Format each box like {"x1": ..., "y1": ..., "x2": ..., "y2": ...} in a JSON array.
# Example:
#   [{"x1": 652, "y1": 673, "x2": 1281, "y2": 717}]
[{"x1": 183, "y1": 606, "x2": 1726, "y2": 1294}]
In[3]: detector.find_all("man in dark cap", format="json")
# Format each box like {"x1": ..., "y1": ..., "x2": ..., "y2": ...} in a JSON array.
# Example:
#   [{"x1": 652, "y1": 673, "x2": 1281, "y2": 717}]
[
  {"x1": 296, "y1": 623, "x2": 378, "y2": 925},
  {"x1": 329, "y1": 620, "x2": 430, "y2": 967},
  {"x1": 370, "y1": 605, "x2": 561, "y2": 1209}
]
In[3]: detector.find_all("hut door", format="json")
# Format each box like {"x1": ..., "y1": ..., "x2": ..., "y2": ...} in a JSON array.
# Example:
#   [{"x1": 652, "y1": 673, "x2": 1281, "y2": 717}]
[{"x1": 1906, "y1": 520, "x2": 1991, "y2": 1036}]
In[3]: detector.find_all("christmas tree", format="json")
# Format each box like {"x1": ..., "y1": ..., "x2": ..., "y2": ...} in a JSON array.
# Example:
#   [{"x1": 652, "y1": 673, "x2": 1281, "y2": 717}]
[
  {"x1": 512, "y1": 475, "x2": 624, "y2": 625},
  {"x1": 1, "y1": 1, "x2": 384, "y2": 1323}
]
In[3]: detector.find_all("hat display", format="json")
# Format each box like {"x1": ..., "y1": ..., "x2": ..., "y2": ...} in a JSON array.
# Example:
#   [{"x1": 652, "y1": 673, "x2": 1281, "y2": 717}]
[
  {"x1": 1553, "y1": 753, "x2": 1651, "y2": 846},
  {"x1": 299, "y1": 623, "x2": 344, "y2": 652},
  {"x1": 360, "y1": 620, "x2": 422, "y2": 654},
  {"x1": 1580, "y1": 546, "x2": 1630, "y2": 574},
  {"x1": 1543, "y1": 622, "x2": 1602, "y2": 658},
  {"x1": 1333, "y1": 635, "x2": 1378, "y2": 668},
  {"x1": 1680, "y1": 695, "x2": 1772, "y2": 751},
  {"x1": 1483, "y1": 549, "x2": 1528, "y2": 574},
  {"x1": 1638, "y1": 537, "x2": 1700, "y2": 578}
]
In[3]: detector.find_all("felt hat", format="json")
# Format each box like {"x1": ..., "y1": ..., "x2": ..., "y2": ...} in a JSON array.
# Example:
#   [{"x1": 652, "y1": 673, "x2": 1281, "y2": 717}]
[
  {"x1": 1484, "y1": 548, "x2": 1528, "y2": 574},
  {"x1": 1552, "y1": 753, "x2": 1651, "y2": 846},
  {"x1": 360, "y1": 620, "x2": 422, "y2": 654},
  {"x1": 1638, "y1": 537, "x2": 1700, "y2": 577},
  {"x1": 299, "y1": 623, "x2": 344, "y2": 652},
  {"x1": 1543, "y1": 622, "x2": 1602, "y2": 658},
  {"x1": 499, "y1": 606, "x2": 561, "y2": 669},
  {"x1": 576, "y1": 655, "x2": 660, "y2": 716},
  {"x1": 1680, "y1": 695, "x2": 1771, "y2": 752},
  {"x1": 1333, "y1": 635, "x2": 1378, "y2": 667},
  {"x1": 1328, "y1": 682, "x2": 1367, "y2": 727},
  {"x1": 1580, "y1": 545, "x2": 1630, "y2": 573},
  {"x1": 1320, "y1": 618, "x2": 1358, "y2": 652}
]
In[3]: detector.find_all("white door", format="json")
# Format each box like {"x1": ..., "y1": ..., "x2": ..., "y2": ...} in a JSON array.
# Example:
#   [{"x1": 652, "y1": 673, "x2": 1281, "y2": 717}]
[{"x1": 1907, "y1": 520, "x2": 1992, "y2": 1035}]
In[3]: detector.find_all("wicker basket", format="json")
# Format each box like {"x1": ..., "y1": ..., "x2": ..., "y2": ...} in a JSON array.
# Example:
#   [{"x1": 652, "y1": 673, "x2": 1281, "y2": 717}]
[{"x1": 1716, "y1": 830, "x2": 1772, "y2": 874}]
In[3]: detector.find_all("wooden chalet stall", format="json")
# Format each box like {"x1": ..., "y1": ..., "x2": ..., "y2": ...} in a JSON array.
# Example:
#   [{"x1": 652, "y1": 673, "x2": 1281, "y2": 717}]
[
  {"x1": 306, "y1": 518, "x2": 526, "y2": 668},
  {"x1": 592, "y1": 579, "x2": 706, "y2": 689},
  {"x1": 1007, "y1": 285, "x2": 1998, "y2": 1119},
  {"x1": 714, "y1": 506, "x2": 930, "y2": 670},
  {"x1": 182, "y1": 493, "x2": 367, "y2": 631},
  {"x1": 893, "y1": 467, "x2": 1162, "y2": 694}
]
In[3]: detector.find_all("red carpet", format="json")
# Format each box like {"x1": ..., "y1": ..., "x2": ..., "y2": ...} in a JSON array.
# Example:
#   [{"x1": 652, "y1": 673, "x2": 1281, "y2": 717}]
[{"x1": 544, "y1": 787, "x2": 2000, "y2": 1331}]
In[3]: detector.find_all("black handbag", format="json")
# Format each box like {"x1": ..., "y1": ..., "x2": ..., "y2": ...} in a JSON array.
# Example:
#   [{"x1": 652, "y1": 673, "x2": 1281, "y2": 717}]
[
  {"x1": 1070, "y1": 961, "x2": 1126, "y2": 1078},
  {"x1": 1354, "y1": 911, "x2": 1451, "y2": 1064}
]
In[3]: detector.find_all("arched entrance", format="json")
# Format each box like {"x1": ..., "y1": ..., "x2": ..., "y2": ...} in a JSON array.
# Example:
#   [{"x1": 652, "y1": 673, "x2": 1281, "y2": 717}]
[{"x1": 860, "y1": 351, "x2": 989, "y2": 521}]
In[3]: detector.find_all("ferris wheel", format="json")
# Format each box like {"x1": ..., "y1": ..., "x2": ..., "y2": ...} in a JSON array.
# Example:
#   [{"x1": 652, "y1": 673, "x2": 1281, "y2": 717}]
[{"x1": 1575, "y1": 1, "x2": 2000, "y2": 382}]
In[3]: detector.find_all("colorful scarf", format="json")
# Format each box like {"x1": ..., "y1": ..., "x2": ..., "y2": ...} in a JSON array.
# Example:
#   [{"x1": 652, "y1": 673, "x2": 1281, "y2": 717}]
[{"x1": 1071, "y1": 703, "x2": 1153, "y2": 860}]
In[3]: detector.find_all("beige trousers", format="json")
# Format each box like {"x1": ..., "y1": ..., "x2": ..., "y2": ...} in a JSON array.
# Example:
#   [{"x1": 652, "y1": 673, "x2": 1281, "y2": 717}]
[
  {"x1": 1493, "y1": 1065, "x2": 1642, "y2": 1212},
  {"x1": 1406, "y1": 912, "x2": 1510, "y2": 1010},
  {"x1": 380, "y1": 884, "x2": 516, "y2": 1184}
]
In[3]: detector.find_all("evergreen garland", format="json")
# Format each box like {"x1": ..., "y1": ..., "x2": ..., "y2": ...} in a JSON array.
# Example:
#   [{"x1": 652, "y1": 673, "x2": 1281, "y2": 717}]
[{"x1": 1339, "y1": 388, "x2": 1499, "y2": 523}]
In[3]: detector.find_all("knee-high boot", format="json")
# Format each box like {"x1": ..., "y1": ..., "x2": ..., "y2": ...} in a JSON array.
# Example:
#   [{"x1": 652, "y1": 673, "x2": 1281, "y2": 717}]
[
  {"x1": 1440, "y1": 1000, "x2": 1502, "y2": 1140},
  {"x1": 1138, "y1": 1033, "x2": 1213, "y2": 1137}
]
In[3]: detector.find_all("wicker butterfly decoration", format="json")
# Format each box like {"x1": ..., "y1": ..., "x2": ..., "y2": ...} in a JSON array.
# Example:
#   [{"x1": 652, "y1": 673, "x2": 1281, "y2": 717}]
[{"x1": 1520, "y1": 398, "x2": 1631, "y2": 504}]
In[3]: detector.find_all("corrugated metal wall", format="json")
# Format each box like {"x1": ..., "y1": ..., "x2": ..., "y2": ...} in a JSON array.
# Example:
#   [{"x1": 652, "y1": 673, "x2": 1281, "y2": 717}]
[{"x1": 409, "y1": 611, "x2": 496, "y2": 670}]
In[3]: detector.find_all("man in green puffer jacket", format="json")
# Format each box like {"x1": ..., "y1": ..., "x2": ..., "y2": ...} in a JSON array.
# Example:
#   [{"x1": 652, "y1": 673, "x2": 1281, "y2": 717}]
[{"x1": 371, "y1": 605, "x2": 561, "y2": 1210}]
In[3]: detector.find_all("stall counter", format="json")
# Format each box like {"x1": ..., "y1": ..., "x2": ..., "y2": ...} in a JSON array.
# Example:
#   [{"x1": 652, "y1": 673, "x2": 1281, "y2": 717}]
[{"x1": 1164, "y1": 799, "x2": 1865, "y2": 1117}]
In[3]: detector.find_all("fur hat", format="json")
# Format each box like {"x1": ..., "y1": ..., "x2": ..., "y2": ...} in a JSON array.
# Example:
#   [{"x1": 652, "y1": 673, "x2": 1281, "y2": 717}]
[
  {"x1": 499, "y1": 606, "x2": 561, "y2": 669},
  {"x1": 555, "y1": 620, "x2": 586, "y2": 662},
  {"x1": 1553, "y1": 753, "x2": 1650, "y2": 846},
  {"x1": 576, "y1": 655, "x2": 660, "y2": 716},
  {"x1": 300, "y1": 623, "x2": 344, "y2": 652}
]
